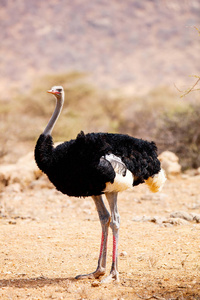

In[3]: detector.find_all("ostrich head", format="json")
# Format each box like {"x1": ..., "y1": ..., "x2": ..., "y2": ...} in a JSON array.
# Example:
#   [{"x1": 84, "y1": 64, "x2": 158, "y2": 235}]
[{"x1": 47, "y1": 86, "x2": 64, "y2": 99}]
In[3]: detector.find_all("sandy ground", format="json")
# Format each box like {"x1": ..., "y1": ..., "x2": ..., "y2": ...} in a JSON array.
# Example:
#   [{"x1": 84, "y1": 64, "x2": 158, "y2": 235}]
[{"x1": 0, "y1": 174, "x2": 200, "y2": 299}]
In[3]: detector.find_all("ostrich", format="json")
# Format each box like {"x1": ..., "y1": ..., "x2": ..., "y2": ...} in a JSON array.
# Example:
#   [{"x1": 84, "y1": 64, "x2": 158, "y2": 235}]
[{"x1": 35, "y1": 86, "x2": 166, "y2": 283}]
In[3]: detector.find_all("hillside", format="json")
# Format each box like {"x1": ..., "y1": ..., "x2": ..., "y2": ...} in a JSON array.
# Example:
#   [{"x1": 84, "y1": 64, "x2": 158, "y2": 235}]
[{"x1": 0, "y1": 0, "x2": 200, "y2": 94}]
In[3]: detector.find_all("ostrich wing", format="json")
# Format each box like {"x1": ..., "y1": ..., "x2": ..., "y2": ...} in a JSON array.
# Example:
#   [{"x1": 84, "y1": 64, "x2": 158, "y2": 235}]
[{"x1": 104, "y1": 154, "x2": 127, "y2": 177}]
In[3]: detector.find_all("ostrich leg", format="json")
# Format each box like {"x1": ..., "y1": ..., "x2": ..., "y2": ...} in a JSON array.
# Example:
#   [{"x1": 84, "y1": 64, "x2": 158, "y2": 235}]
[
  {"x1": 102, "y1": 192, "x2": 120, "y2": 283},
  {"x1": 75, "y1": 195, "x2": 110, "y2": 279}
]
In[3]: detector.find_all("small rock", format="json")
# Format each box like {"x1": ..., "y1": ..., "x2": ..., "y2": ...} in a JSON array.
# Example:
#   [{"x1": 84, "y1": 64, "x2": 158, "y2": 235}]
[
  {"x1": 120, "y1": 251, "x2": 127, "y2": 257},
  {"x1": 132, "y1": 216, "x2": 143, "y2": 222},
  {"x1": 132, "y1": 215, "x2": 151, "y2": 222},
  {"x1": 91, "y1": 280, "x2": 100, "y2": 287},
  {"x1": 163, "y1": 217, "x2": 189, "y2": 226},
  {"x1": 170, "y1": 211, "x2": 193, "y2": 222},
  {"x1": 158, "y1": 151, "x2": 181, "y2": 178},
  {"x1": 8, "y1": 220, "x2": 17, "y2": 225},
  {"x1": 193, "y1": 214, "x2": 200, "y2": 223},
  {"x1": 150, "y1": 216, "x2": 167, "y2": 225},
  {"x1": 163, "y1": 222, "x2": 173, "y2": 228},
  {"x1": 0, "y1": 151, "x2": 42, "y2": 192}
]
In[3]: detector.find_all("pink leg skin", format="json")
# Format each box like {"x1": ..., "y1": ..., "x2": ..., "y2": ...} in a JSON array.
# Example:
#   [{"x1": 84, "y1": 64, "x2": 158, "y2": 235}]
[
  {"x1": 99, "y1": 232, "x2": 104, "y2": 257},
  {"x1": 101, "y1": 192, "x2": 120, "y2": 283},
  {"x1": 112, "y1": 235, "x2": 117, "y2": 263},
  {"x1": 75, "y1": 196, "x2": 110, "y2": 280}
]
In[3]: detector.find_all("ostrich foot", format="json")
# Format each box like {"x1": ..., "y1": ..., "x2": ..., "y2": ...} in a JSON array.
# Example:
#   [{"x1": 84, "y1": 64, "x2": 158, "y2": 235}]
[
  {"x1": 75, "y1": 267, "x2": 106, "y2": 280},
  {"x1": 101, "y1": 270, "x2": 119, "y2": 284}
]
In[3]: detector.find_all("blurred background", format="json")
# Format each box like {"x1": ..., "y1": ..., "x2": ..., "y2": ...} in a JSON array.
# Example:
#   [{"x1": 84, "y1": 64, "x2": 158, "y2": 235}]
[{"x1": 0, "y1": 0, "x2": 200, "y2": 170}]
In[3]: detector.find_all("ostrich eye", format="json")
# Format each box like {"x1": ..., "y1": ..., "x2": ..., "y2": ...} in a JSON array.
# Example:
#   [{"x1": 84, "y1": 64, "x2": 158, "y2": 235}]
[{"x1": 57, "y1": 88, "x2": 62, "y2": 92}]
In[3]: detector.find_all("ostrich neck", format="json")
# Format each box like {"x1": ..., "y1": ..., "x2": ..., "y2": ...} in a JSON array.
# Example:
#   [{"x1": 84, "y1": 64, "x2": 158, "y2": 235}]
[{"x1": 43, "y1": 96, "x2": 64, "y2": 136}]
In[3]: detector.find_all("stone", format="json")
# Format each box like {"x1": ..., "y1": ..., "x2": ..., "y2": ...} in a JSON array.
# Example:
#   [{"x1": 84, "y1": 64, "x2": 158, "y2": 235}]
[
  {"x1": 170, "y1": 211, "x2": 193, "y2": 222},
  {"x1": 91, "y1": 280, "x2": 100, "y2": 287},
  {"x1": 120, "y1": 251, "x2": 127, "y2": 257},
  {"x1": 193, "y1": 214, "x2": 200, "y2": 223},
  {"x1": 158, "y1": 151, "x2": 181, "y2": 178},
  {"x1": 163, "y1": 217, "x2": 189, "y2": 226},
  {"x1": 0, "y1": 151, "x2": 42, "y2": 191}
]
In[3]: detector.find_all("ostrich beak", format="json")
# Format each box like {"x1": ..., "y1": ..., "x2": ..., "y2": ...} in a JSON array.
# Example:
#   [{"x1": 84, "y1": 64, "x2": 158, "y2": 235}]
[
  {"x1": 47, "y1": 90, "x2": 60, "y2": 95},
  {"x1": 47, "y1": 89, "x2": 54, "y2": 94}
]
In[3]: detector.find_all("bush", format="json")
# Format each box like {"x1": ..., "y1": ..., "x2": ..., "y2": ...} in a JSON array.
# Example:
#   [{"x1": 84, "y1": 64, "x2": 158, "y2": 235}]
[
  {"x1": 118, "y1": 87, "x2": 200, "y2": 170},
  {"x1": 156, "y1": 104, "x2": 200, "y2": 169}
]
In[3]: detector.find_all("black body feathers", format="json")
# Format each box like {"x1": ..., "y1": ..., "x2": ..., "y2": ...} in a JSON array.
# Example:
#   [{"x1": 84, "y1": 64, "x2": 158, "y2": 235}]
[{"x1": 35, "y1": 131, "x2": 161, "y2": 197}]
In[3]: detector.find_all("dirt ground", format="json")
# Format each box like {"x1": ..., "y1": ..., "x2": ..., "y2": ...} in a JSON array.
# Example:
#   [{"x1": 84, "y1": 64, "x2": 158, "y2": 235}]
[{"x1": 0, "y1": 173, "x2": 200, "y2": 299}]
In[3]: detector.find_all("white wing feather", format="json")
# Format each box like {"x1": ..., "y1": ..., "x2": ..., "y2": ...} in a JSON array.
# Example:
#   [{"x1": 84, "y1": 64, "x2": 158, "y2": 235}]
[{"x1": 103, "y1": 154, "x2": 134, "y2": 193}]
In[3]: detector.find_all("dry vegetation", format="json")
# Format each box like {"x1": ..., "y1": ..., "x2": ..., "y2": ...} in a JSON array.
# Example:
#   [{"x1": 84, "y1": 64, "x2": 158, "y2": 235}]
[{"x1": 1, "y1": 72, "x2": 200, "y2": 169}]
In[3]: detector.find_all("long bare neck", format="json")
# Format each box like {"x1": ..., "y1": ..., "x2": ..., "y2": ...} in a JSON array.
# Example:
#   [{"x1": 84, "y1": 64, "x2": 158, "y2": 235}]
[{"x1": 43, "y1": 95, "x2": 64, "y2": 136}]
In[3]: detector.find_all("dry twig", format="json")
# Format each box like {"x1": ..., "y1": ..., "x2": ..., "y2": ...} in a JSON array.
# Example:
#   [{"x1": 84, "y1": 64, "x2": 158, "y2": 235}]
[{"x1": 175, "y1": 76, "x2": 200, "y2": 98}]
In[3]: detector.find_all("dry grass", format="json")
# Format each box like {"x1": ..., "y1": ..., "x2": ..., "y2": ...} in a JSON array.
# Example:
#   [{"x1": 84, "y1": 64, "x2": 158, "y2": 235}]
[{"x1": 0, "y1": 72, "x2": 200, "y2": 168}]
